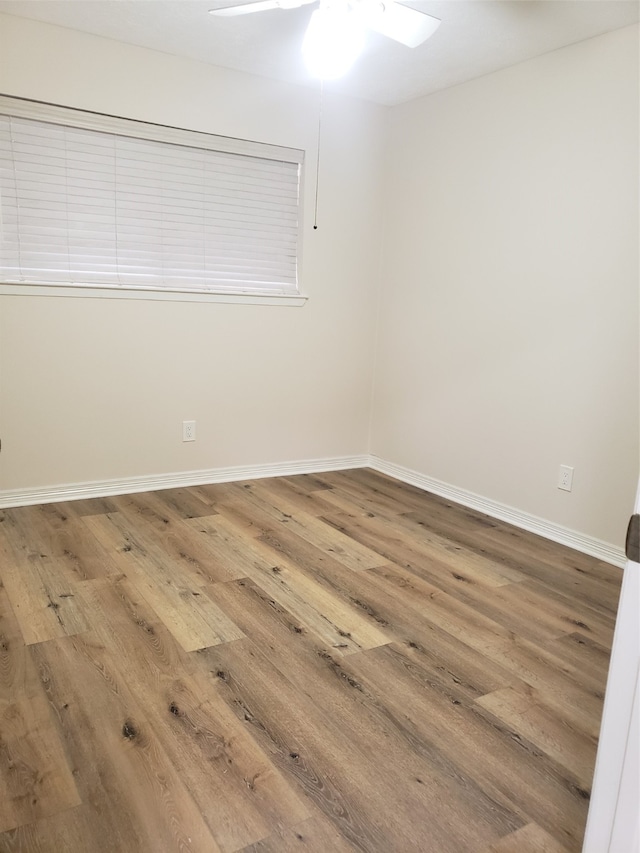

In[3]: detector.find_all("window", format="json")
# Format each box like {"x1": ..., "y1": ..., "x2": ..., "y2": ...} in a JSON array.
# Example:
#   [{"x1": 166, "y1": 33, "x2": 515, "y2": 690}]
[{"x1": 0, "y1": 95, "x2": 305, "y2": 304}]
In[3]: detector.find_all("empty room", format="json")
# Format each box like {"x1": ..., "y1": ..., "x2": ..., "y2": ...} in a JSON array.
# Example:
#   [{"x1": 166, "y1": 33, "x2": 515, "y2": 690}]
[{"x1": 0, "y1": 1, "x2": 638, "y2": 851}]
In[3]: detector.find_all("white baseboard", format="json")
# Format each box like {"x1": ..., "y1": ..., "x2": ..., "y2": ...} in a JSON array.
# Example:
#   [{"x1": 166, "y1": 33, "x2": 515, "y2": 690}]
[
  {"x1": 369, "y1": 456, "x2": 626, "y2": 568},
  {"x1": 0, "y1": 455, "x2": 369, "y2": 510},
  {"x1": 0, "y1": 452, "x2": 625, "y2": 567}
]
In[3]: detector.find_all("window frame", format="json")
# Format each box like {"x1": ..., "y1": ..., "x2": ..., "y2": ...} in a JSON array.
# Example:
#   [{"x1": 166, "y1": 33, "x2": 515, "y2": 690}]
[{"x1": 0, "y1": 95, "x2": 307, "y2": 306}]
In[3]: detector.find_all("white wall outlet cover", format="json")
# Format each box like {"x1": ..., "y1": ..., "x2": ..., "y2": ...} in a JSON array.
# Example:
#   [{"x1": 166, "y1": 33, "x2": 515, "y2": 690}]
[{"x1": 558, "y1": 464, "x2": 574, "y2": 492}]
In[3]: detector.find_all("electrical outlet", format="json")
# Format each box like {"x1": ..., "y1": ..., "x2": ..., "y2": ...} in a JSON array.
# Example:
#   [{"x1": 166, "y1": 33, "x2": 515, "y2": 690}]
[
  {"x1": 558, "y1": 465, "x2": 574, "y2": 492},
  {"x1": 182, "y1": 420, "x2": 196, "y2": 442}
]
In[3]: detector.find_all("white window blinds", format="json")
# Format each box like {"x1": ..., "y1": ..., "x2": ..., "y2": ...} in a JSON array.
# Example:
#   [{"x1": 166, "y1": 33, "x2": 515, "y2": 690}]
[{"x1": 0, "y1": 97, "x2": 303, "y2": 296}]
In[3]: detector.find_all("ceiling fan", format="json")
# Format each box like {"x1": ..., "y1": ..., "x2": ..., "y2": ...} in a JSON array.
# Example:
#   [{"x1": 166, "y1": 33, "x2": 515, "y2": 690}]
[{"x1": 209, "y1": 0, "x2": 441, "y2": 78}]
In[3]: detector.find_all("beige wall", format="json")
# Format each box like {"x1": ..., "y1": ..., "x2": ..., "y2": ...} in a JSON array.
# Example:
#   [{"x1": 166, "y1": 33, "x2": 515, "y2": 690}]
[
  {"x1": 371, "y1": 25, "x2": 639, "y2": 547},
  {"x1": 0, "y1": 14, "x2": 385, "y2": 489},
  {"x1": 1, "y1": 15, "x2": 638, "y2": 551}
]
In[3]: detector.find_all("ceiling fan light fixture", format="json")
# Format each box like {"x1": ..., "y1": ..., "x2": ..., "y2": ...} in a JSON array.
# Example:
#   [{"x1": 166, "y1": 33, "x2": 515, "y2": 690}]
[{"x1": 302, "y1": 4, "x2": 365, "y2": 79}]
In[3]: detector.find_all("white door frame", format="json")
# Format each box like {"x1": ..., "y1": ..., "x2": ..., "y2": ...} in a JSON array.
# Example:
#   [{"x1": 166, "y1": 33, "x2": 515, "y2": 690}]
[{"x1": 583, "y1": 487, "x2": 639, "y2": 853}]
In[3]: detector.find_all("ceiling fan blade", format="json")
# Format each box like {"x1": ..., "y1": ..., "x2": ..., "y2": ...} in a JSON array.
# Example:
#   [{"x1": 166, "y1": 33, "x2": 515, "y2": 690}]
[
  {"x1": 210, "y1": 0, "x2": 283, "y2": 16},
  {"x1": 364, "y1": 2, "x2": 440, "y2": 48},
  {"x1": 210, "y1": 0, "x2": 313, "y2": 15}
]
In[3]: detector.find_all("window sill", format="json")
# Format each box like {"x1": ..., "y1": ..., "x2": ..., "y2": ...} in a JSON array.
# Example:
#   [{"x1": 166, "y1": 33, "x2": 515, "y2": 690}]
[{"x1": 0, "y1": 283, "x2": 308, "y2": 307}]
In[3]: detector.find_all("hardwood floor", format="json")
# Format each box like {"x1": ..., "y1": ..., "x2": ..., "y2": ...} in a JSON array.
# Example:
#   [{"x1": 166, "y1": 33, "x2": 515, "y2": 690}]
[{"x1": 0, "y1": 469, "x2": 622, "y2": 852}]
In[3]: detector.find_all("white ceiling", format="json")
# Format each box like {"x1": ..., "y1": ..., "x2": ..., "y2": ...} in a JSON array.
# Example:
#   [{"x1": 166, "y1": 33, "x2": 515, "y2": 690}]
[{"x1": 0, "y1": 0, "x2": 637, "y2": 105}]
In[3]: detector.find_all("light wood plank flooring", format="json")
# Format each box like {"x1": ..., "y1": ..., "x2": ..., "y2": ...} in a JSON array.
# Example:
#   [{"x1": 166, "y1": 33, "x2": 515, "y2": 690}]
[{"x1": 0, "y1": 469, "x2": 622, "y2": 852}]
